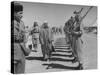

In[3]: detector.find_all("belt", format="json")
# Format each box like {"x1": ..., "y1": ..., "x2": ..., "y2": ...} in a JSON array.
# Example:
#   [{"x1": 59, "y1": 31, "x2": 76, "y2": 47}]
[{"x1": 14, "y1": 39, "x2": 24, "y2": 43}]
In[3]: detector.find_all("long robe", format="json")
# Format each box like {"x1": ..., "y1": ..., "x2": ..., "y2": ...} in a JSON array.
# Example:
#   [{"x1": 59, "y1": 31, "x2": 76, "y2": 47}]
[{"x1": 39, "y1": 28, "x2": 52, "y2": 59}]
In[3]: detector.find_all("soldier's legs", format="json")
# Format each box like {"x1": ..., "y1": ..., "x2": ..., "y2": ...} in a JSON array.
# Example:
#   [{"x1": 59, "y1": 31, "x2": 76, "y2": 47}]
[
  {"x1": 70, "y1": 35, "x2": 73, "y2": 47},
  {"x1": 34, "y1": 38, "x2": 38, "y2": 48},
  {"x1": 68, "y1": 34, "x2": 70, "y2": 44},
  {"x1": 76, "y1": 42, "x2": 83, "y2": 70},
  {"x1": 68, "y1": 35, "x2": 72, "y2": 48},
  {"x1": 32, "y1": 38, "x2": 37, "y2": 52},
  {"x1": 76, "y1": 38, "x2": 83, "y2": 65},
  {"x1": 72, "y1": 37, "x2": 79, "y2": 63},
  {"x1": 73, "y1": 38, "x2": 83, "y2": 69},
  {"x1": 14, "y1": 59, "x2": 25, "y2": 74}
]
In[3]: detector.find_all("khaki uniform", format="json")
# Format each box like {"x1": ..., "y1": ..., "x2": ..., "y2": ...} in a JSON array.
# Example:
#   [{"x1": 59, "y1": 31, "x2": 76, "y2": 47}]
[
  {"x1": 12, "y1": 20, "x2": 30, "y2": 74},
  {"x1": 31, "y1": 26, "x2": 39, "y2": 48},
  {"x1": 72, "y1": 15, "x2": 83, "y2": 63},
  {"x1": 64, "y1": 19, "x2": 74, "y2": 45},
  {"x1": 64, "y1": 21, "x2": 70, "y2": 44}
]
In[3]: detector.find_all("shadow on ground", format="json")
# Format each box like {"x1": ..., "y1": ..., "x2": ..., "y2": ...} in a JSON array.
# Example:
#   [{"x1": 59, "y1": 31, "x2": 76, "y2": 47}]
[
  {"x1": 26, "y1": 57, "x2": 44, "y2": 61},
  {"x1": 26, "y1": 56, "x2": 74, "y2": 62},
  {"x1": 55, "y1": 50, "x2": 72, "y2": 53},
  {"x1": 42, "y1": 63, "x2": 79, "y2": 70},
  {"x1": 49, "y1": 57, "x2": 74, "y2": 62},
  {"x1": 52, "y1": 54, "x2": 73, "y2": 57}
]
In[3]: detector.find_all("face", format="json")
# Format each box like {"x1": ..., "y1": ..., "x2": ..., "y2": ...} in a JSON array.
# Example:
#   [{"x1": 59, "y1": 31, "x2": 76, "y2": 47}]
[{"x1": 14, "y1": 11, "x2": 23, "y2": 20}]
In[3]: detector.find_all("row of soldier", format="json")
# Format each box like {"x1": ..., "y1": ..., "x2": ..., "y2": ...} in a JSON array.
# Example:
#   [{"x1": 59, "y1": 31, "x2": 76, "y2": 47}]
[{"x1": 64, "y1": 7, "x2": 93, "y2": 70}]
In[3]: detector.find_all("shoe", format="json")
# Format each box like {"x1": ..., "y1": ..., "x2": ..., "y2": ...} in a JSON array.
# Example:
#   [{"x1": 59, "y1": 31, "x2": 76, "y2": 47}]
[{"x1": 72, "y1": 57, "x2": 78, "y2": 63}]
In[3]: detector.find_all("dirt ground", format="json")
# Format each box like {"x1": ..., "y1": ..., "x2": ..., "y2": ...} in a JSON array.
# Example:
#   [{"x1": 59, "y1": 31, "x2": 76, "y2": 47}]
[
  {"x1": 25, "y1": 33, "x2": 97, "y2": 73},
  {"x1": 81, "y1": 33, "x2": 97, "y2": 69}
]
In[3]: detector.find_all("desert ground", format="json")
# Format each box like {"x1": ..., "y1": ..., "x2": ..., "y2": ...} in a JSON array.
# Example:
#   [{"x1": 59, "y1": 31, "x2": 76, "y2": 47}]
[{"x1": 25, "y1": 32, "x2": 97, "y2": 73}]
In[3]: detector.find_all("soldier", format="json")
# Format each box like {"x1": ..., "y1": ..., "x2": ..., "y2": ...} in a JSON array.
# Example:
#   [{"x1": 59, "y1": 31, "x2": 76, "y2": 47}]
[
  {"x1": 63, "y1": 19, "x2": 70, "y2": 44},
  {"x1": 64, "y1": 16, "x2": 75, "y2": 48},
  {"x1": 68, "y1": 16, "x2": 75, "y2": 48},
  {"x1": 71, "y1": 8, "x2": 84, "y2": 69},
  {"x1": 11, "y1": 2, "x2": 31, "y2": 74},
  {"x1": 31, "y1": 21, "x2": 39, "y2": 52},
  {"x1": 72, "y1": 7, "x2": 93, "y2": 69},
  {"x1": 73, "y1": 12, "x2": 83, "y2": 69}
]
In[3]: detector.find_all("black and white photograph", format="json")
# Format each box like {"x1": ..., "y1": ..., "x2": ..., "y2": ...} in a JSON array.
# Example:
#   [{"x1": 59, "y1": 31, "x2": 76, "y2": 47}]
[{"x1": 11, "y1": 1, "x2": 97, "y2": 74}]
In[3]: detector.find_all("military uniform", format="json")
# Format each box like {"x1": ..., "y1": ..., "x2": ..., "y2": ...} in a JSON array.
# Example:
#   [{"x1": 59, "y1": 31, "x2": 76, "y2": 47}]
[
  {"x1": 64, "y1": 18, "x2": 75, "y2": 46},
  {"x1": 71, "y1": 14, "x2": 83, "y2": 63},
  {"x1": 31, "y1": 26, "x2": 39, "y2": 50},
  {"x1": 12, "y1": 19, "x2": 31, "y2": 74},
  {"x1": 64, "y1": 21, "x2": 70, "y2": 44}
]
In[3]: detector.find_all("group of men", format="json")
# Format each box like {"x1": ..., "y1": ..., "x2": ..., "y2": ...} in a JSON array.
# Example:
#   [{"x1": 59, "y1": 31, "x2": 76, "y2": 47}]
[
  {"x1": 11, "y1": 1, "x2": 93, "y2": 74},
  {"x1": 64, "y1": 8, "x2": 84, "y2": 69},
  {"x1": 28, "y1": 21, "x2": 54, "y2": 60},
  {"x1": 64, "y1": 7, "x2": 92, "y2": 69},
  {"x1": 11, "y1": 2, "x2": 55, "y2": 74}
]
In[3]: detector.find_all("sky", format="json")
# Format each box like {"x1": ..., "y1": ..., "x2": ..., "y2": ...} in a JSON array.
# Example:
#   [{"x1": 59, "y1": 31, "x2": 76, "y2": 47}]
[{"x1": 18, "y1": 1, "x2": 97, "y2": 28}]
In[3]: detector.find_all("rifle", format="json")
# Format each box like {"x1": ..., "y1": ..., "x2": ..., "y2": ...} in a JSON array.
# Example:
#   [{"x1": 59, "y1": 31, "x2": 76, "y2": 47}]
[
  {"x1": 81, "y1": 6, "x2": 93, "y2": 22},
  {"x1": 73, "y1": 6, "x2": 93, "y2": 37}
]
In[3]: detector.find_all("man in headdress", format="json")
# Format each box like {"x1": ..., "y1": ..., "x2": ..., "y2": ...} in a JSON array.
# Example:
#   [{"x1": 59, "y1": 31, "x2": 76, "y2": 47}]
[
  {"x1": 11, "y1": 2, "x2": 31, "y2": 74},
  {"x1": 39, "y1": 21, "x2": 53, "y2": 61}
]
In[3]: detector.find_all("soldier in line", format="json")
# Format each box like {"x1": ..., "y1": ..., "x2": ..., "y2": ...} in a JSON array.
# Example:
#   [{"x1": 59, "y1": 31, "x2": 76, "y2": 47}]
[
  {"x1": 31, "y1": 21, "x2": 39, "y2": 52},
  {"x1": 71, "y1": 8, "x2": 84, "y2": 69},
  {"x1": 64, "y1": 18, "x2": 70, "y2": 45},
  {"x1": 63, "y1": 16, "x2": 75, "y2": 49},
  {"x1": 68, "y1": 16, "x2": 75, "y2": 48},
  {"x1": 72, "y1": 7, "x2": 92, "y2": 69},
  {"x1": 11, "y1": 2, "x2": 31, "y2": 74}
]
